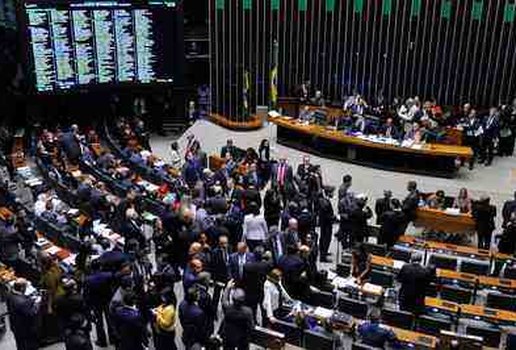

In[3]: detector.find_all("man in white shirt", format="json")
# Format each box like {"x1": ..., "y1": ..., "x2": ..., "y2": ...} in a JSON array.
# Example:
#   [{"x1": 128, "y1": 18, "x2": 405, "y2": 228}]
[{"x1": 262, "y1": 268, "x2": 293, "y2": 325}]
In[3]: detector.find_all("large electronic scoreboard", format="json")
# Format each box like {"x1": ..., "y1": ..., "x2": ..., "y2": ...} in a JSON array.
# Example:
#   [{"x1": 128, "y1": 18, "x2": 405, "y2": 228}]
[{"x1": 23, "y1": 0, "x2": 181, "y2": 93}]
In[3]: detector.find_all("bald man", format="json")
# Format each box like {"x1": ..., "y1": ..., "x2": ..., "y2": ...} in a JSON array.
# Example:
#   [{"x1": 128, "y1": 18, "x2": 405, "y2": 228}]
[{"x1": 229, "y1": 242, "x2": 255, "y2": 283}]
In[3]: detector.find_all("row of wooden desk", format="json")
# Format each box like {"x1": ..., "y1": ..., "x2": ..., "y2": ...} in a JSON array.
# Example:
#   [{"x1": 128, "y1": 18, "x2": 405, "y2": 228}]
[
  {"x1": 415, "y1": 207, "x2": 476, "y2": 234},
  {"x1": 269, "y1": 116, "x2": 473, "y2": 178}
]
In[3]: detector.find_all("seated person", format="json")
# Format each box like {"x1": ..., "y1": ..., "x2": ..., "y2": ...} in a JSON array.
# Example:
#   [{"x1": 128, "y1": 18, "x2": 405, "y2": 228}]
[
  {"x1": 403, "y1": 122, "x2": 423, "y2": 143},
  {"x1": 380, "y1": 117, "x2": 400, "y2": 139},
  {"x1": 262, "y1": 269, "x2": 293, "y2": 324},
  {"x1": 310, "y1": 90, "x2": 325, "y2": 106},
  {"x1": 298, "y1": 106, "x2": 313, "y2": 123},
  {"x1": 427, "y1": 190, "x2": 447, "y2": 210},
  {"x1": 357, "y1": 308, "x2": 397, "y2": 348},
  {"x1": 453, "y1": 187, "x2": 472, "y2": 213},
  {"x1": 498, "y1": 212, "x2": 516, "y2": 255}
]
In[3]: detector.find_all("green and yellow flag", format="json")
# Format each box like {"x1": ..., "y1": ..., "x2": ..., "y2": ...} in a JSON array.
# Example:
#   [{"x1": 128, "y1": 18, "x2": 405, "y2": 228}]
[
  {"x1": 270, "y1": 40, "x2": 279, "y2": 110},
  {"x1": 243, "y1": 70, "x2": 250, "y2": 118}
]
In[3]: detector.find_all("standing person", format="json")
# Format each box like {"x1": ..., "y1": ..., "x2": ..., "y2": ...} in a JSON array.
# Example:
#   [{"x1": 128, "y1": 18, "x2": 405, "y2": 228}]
[
  {"x1": 170, "y1": 141, "x2": 182, "y2": 169},
  {"x1": 502, "y1": 191, "x2": 516, "y2": 228},
  {"x1": 401, "y1": 181, "x2": 420, "y2": 233},
  {"x1": 351, "y1": 244, "x2": 371, "y2": 284},
  {"x1": 268, "y1": 226, "x2": 286, "y2": 263},
  {"x1": 374, "y1": 190, "x2": 393, "y2": 225},
  {"x1": 462, "y1": 109, "x2": 483, "y2": 170},
  {"x1": 179, "y1": 287, "x2": 209, "y2": 349},
  {"x1": 379, "y1": 199, "x2": 405, "y2": 248},
  {"x1": 499, "y1": 107, "x2": 514, "y2": 156},
  {"x1": 209, "y1": 235, "x2": 231, "y2": 310},
  {"x1": 481, "y1": 107, "x2": 500, "y2": 166},
  {"x1": 242, "y1": 247, "x2": 272, "y2": 321},
  {"x1": 194, "y1": 272, "x2": 216, "y2": 337},
  {"x1": 264, "y1": 184, "x2": 282, "y2": 228},
  {"x1": 112, "y1": 293, "x2": 149, "y2": 350},
  {"x1": 221, "y1": 139, "x2": 237, "y2": 159},
  {"x1": 338, "y1": 174, "x2": 355, "y2": 250},
  {"x1": 152, "y1": 289, "x2": 178, "y2": 350},
  {"x1": 350, "y1": 195, "x2": 373, "y2": 245},
  {"x1": 228, "y1": 242, "x2": 255, "y2": 283},
  {"x1": 221, "y1": 287, "x2": 255, "y2": 350},
  {"x1": 318, "y1": 187, "x2": 335, "y2": 262},
  {"x1": 6, "y1": 279, "x2": 40, "y2": 350},
  {"x1": 257, "y1": 139, "x2": 271, "y2": 183},
  {"x1": 452, "y1": 188, "x2": 473, "y2": 213},
  {"x1": 397, "y1": 254, "x2": 433, "y2": 315},
  {"x1": 241, "y1": 202, "x2": 268, "y2": 252},
  {"x1": 271, "y1": 158, "x2": 294, "y2": 207},
  {"x1": 472, "y1": 196, "x2": 496, "y2": 250}
]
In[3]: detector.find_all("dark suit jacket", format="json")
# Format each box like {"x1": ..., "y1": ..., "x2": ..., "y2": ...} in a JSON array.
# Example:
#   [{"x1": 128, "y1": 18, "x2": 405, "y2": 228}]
[
  {"x1": 398, "y1": 263, "x2": 432, "y2": 313},
  {"x1": 179, "y1": 301, "x2": 208, "y2": 347},
  {"x1": 210, "y1": 247, "x2": 230, "y2": 282},
  {"x1": 243, "y1": 261, "x2": 272, "y2": 304},
  {"x1": 228, "y1": 252, "x2": 255, "y2": 280},
  {"x1": 6, "y1": 291, "x2": 39, "y2": 337},
  {"x1": 221, "y1": 145, "x2": 236, "y2": 159},
  {"x1": 502, "y1": 199, "x2": 516, "y2": 227},
  {"x1": 112, "y1": 305, "x2": 148, "y2": 350},
  {"x1": 271, "y1": 163, "x2": 294, "y2": 187},
  {"x1": 375, "y1": 197, "x2": 392, "y2": 225},
  {"x1": 222, "y1": 304, "x2": 255, "y2": 348},
  {"x1": 380, "y1": 124, "x2": 400, "y2": 139},
  {"x1": 472, "y1": 202, "x2": 496, "y2": 234},
  {"x1": 268, "y1": 233, "x2": 286, "y2": 263}
]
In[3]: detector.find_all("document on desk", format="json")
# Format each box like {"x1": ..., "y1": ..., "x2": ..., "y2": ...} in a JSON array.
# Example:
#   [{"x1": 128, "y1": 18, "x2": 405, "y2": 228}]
[
  {"x1": 313, "y1": 307, "x2": 334, "y2": 319},
  {"x1": 332, "y1": 276, "x2": 356, "y2": 289},
  {"x1": 393, "y1": 260, "x2": 406, "y2": 270}
]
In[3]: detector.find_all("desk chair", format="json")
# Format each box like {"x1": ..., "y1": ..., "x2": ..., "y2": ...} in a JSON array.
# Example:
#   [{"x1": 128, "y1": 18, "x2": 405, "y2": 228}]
[
  {"x1": 352, "y1": 342, "x2": 382, "y2": 350},
  {"x1": 303, "y1": 329, "x2": 338, "y2": 350},
  {"x1": 269, "y1": 319, "x2": 303, "y2": 347},
  {"x1": 389, "y1": 247, "x2": 412, "y2": 262},
  {"x1": 363, "y1": 242, "x2": 387, "y2": 257},
  {"x1": 429, "y1": 254, "x2": 458, "y2": 271},
  {"x1": 440, "y1": 284, "x2": 473, "y2": 304},
  {"x1": 466, "y1": 325, "x2": 501, "y2": 348},
  {"x1": 337, "y1": 296, "x2": 368, "y2": 319},
  {"x1": 341, "y1": 252, "x2": 353, "y2": 264},
  {"x1": 337, "y1": 263, "x2": 351, "y2": 277},
  {"x1": 503, "y1": 265, "x2": 516, "y2": 280},
  {"x1": 486, "y1": 292, "x2": 516, "y2": 312},
  {"x1": 460, "y1": 260, "x2": 490, "y2": 276},
  {"x1": 381, "y1": 308, "x2": 414, "y2": 330},
  {"x1": 369, "y1": 269, "x2": 394, "y2": 288},
  {"x1": 415, "y1": 315, "x2": 452, "y2": 336}
]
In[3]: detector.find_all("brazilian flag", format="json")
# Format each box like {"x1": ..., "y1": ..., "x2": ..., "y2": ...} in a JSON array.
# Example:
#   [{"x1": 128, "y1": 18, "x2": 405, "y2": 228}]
[
  {"x1": 243, "y1": 70, "x2": 250, "y2": 118},
  {"x1": 270, "y1": 40, "x2": 279, "y2": 109}
]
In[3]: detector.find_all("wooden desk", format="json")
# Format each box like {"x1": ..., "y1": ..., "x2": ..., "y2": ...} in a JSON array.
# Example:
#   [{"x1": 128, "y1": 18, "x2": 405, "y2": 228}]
[
  {"x1": 270, "y1": 117, "x2": 473, "y2": 178},
  {"x1": 436, "y1": 268, "x2": 477, "y2": 285},
  {"x1": 390, "y1": 326, "x2": 438, "y2": 349},
  {"x1": 370, "y1": 255, "x2": 395, "y2": 269},
  {"x1": 425, "y1": 297, "x2": 460, "y2": 314},
  {"x1": 414, "y1": 207, "x2": 476, "y2": 234},
  {"x1": 460, "y1": 304, "x2": 516, "y2": 324}
]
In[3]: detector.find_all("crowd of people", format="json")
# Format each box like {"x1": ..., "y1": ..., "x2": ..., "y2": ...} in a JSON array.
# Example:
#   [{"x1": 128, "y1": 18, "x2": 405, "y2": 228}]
[
  {"x1": 296, "y1": 81, "x2": 516, "y2": 169},
  {"x1": 0, "y1": 117, "x2": 516, "y2": 350}
]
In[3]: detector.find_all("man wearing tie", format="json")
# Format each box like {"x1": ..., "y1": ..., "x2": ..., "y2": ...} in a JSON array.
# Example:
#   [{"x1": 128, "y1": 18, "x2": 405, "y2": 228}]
[
  {"x1": 268, "y1": 226, "x2": 286, "y2": 263},
  {"x1": 272, "y1": 158, "x2": 293, "y2": 207},
  {"x1": 463, "y1": 109, "x2": 483, "y2": 170},
  {"x1": 381, "y1": 118, "x2": 399, "y2": 139},
  {"x1": 374, "y1": 190, "x2": 393, "y2": 225},
  {"x1": 229, "y1": 242, "x2": 255, "y2": 284},
  {"x1": 481, "y1": 107, "x2": 500, "y2": 166}
]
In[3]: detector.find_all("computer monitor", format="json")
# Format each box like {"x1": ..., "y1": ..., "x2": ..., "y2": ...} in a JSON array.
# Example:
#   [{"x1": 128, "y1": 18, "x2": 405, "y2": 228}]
[
  {"x1": 336, "y1": 263, "x2": 351, "y2": 278},
  {"x1": 251, "y1": 326, "x2": 285, "y2": 349},
  {"x1": 503, "y1": 265, "x2": 516, "y2": 280},
  {"x1": 439, "y1": 330, "x2": 482, "y2": 350},
  {"x1": 269, "y1": 319, "x2": 302, "y2": 347},
  {"x1": 440, "y1": 284, "x2": 472, "y2": 304},
  {"x1": 486, "y1": 292, "x2": 516, "y2": 312},
  {"x1": 368, "y1": 270, "x2": 394, "y2": 288},
  {"x1": 460, "y1": 260, "x2": 490, "y2": 276},
  {"x1": 429, "y1": 254, "x2": 458, "y2": 271},
  {"x1": 389, "y1": 248, "x2": 412, "y2": 262},
  {"x1": 363, "y1": 242, "x2": 387, "y2": 257},
  {"x1": 337, "y1": 296, "x2": 368, "y2": 319},
  {"x1": 303, "y1": 329, "x2": 337, "y2": 350},
  {"x1": 415, "y1": 315, "x2": 452, "y2": 336},
  {"x1": 466, "y1": 325, "x2": 501, "y2": 348},
  {"x1": 311, "y1": 290, "x2": 335, "y2": 309},
  {"x1": 381, "y1": 308, "x2": 414, "y2": 330}
]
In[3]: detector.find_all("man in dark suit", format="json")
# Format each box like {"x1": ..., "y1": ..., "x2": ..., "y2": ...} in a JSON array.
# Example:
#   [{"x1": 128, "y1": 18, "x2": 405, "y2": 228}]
[
  {"x1": 380, "y1": 117, "x2": 400, "y2": 139},
  {"x1": 296, "y1": 155, "x2": 312, "y2": 181},
  {"x1": 379, "y1": 199, "x2": 405, "y2": 248},
  {"x1": 481, "y1": 107, "x2": 500, "y2": 166},
  {"x1": 278, "y1": 245, "x2": 307, "y2": 300},
  {"x1": 194, "y1": 272, "x2": 215, "y2": 336},
  {"x1": 242, "y1": 247, "x2": 272, "y2": 320},
  {"x1": 6, "y1": 279, "x2": 40, "y2": 350},
  {"x1": 228, "y1": 242, "x2": 255, "y2": 283},
  {"x1": 179, "y1": 287, "x2": 209, "y2": 348},
  {"x1": 502, "y1": 191, "x2": 516, "y2": 228},
  {"x1": 271, "y1": 158, "x2": 294, "y2": 206},
  {"x1": 59, "y1": 126, "x2": 82, "y2": 164},
  {"x1": 244, "y1": 163, "x2": 261, "y2": 189},
  {"x1": 397, "y1": 254, "x2": 433, "y2": 315},
  {"x1": 264, "y1": 184, "x2": 282, "y2": 228},
  {"x1": 111, "y1": 293, "x2": 148, "y2": 350},
  {"x1": 220, "y1": 139, "x2": 237, "y2": 160},
  {"x1": 209, "y1": 235, "x2": 230, "y2": 309},
  {"x1": 222, "y1": 287, "x2": 255, "y2": 350},
  {"x1": 375, "y1": 190, "x2": 393, "y2": 225},
  {"x1": 472, "y1": 196, "x2": 497, "y2": 249},
  {"x1": 350, "y1": 195, "x2": 373, "y2": 244},
  {"x1": 401, "y1": 181, "x2": 419, "y2": 232},
  {"x1": 268, "y1": 226, "x2": 286, "y2": 263},
  {"x1": 318, "y1": 188, "x2": 335, "y2": 262},
  {"x1": 242, "y1": 184, "x2": 261, "y2": 214}
]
